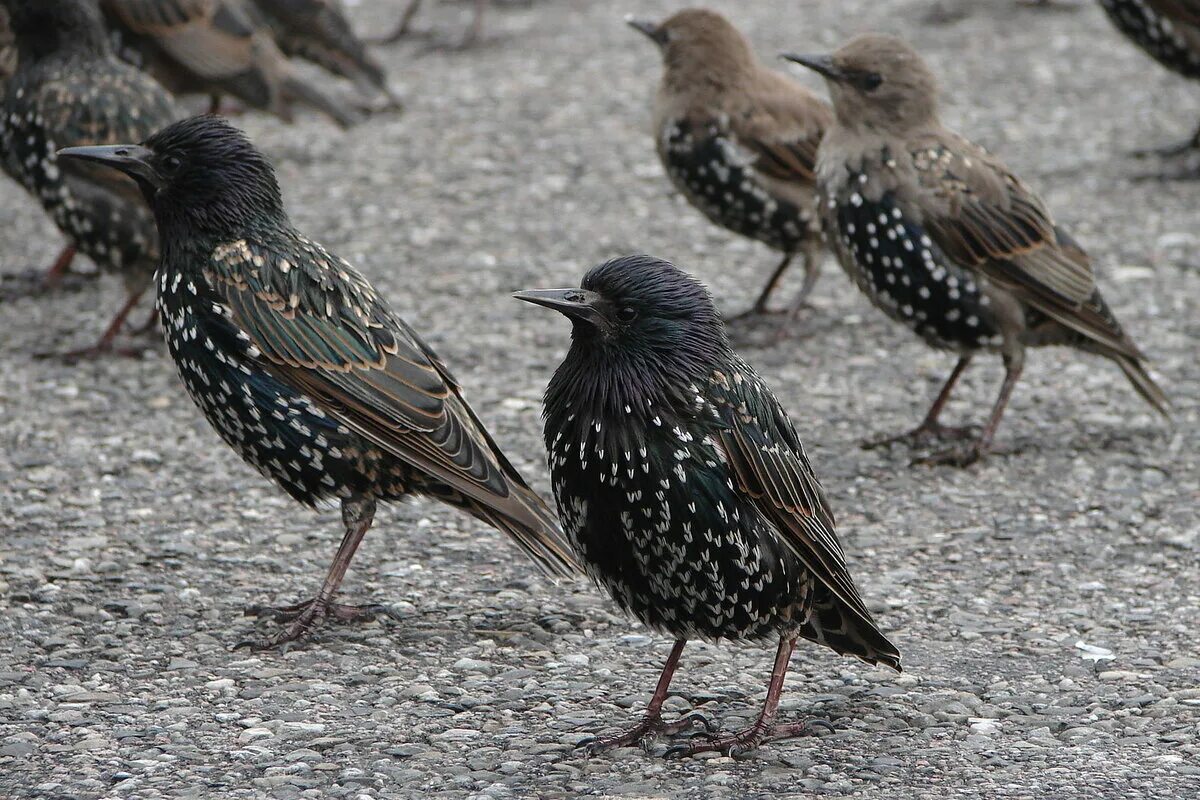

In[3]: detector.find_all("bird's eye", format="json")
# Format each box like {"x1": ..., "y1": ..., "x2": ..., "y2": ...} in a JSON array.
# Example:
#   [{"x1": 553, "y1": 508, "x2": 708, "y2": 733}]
[
  {"x1": 616, "y1": 306, "x2": 638, "y2": 323},
  {"x1": 861, "y1": 72, "x2": 883, "y2": 92},
  {"x1": 161, "y1": 154, "x2": 182, "y2": 172}
]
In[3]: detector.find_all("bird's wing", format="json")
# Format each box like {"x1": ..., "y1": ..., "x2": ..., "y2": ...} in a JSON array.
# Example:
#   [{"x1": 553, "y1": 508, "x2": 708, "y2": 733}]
[
  {"x1": 252, "y1": 0, "x2": 385, "y2": 88},
  {"x1": 202, "y1": 237, "x2": 577, "y2": 576},
  {"x1": 707, "y1": 363, "x2": 879, "y2": 632},
  {"x1": 908, "y1": 133, "x2": 1139, "y2": 357},
  {"x1": 729, "y1": 78, "x2": 831, "y2": 186}
]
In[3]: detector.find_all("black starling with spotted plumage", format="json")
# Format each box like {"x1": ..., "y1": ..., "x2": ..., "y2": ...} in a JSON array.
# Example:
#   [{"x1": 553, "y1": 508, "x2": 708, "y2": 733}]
[
  {"x1": 1, "y1": 0, "x2": 177, "y2": 355},
  {"x1": 102, "y1": 0, "x2": 361, "y2": 128},
  {"x1": 58, "y1": 115, "x2": 578, "y2": 649},
  {"x1": 627, "y1": 9, "x2": 833, "y2": 326},
  {"x1": 515, "y1": 256, "x2": 900, "y2": 757},
  {"x1": 785, "y1": 35, "x2": 1168, "y2": 467},
  {"x1": 1099, "y1": 0, "x2": 1200, "y2": 157}
]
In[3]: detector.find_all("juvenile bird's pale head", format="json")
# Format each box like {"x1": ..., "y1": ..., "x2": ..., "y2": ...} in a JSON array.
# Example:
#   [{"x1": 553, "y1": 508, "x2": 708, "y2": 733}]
[
  {"x1": 784, "y1": 34, "x2": 940, "y2": 135},
  {"x1": 627, "y1": 9, "x2": 757, "y2": 91},
  {"x1": 516, "y1": 256, "x2": 730, "y2": 415},
  {"x1": 57, "y1": 115, "x2": 286, "y2": 238}
]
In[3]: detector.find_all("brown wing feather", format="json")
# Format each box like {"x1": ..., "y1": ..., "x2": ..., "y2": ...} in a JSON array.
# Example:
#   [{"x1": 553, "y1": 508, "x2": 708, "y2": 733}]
[{"x1": 731, "y1": 73, "x2": 831, "y2": 187}]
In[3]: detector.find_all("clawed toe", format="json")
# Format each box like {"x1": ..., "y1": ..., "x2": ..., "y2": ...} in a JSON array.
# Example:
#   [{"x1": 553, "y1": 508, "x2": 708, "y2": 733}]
[
  {"x1": 664, "y1": 717, "x2": 834, "y2": 759},
  {"x1": 861, "y1": 423, "x2": 978, "y2": 451},
  {"x1": 577, "y1": 711, "x2": 716, "y2": 756}
]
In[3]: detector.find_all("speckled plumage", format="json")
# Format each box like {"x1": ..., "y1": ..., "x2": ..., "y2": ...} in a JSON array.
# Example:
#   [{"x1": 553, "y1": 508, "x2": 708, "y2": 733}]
[
  {"x1": 1, "y1": 0, "x2": 177, "y2": 353},
  {"x1": 102, "y1": 0, "x2": 361, "y2": 127},
  {"x1": 59, "y1": 116, "x2": 577, "y2": 648},
  {"x1": 788, "y1": 35, "x2": 1168, "y2": 466},
  {"x1": 1100, "y1": 0, "x2": 1200, "y2": 150},
  {"x1": 518, "y1": 256, "x2": 899, "y2": 756},
  {"x1": 630, "y1": 10, "x2": 833, "y2": 321}
]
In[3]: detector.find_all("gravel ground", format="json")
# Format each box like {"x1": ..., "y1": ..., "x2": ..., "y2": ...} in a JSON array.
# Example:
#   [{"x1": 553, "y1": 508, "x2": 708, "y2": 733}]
[{"x1": 2, "y1": 0, "x2": 1198, "y2": 797}]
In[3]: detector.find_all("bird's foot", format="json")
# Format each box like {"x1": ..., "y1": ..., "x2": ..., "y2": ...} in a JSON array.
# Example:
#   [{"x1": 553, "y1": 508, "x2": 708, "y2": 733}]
[
  {"x1": 861, "y1": 422, "x2": 977, "y2": 451},
  {"x1": 35, "y1": 343, "x2": 149, "y2": 363},
  {"x1": 0, "y1": 268, "x2": 95, "y2": 302},
  {"x1": 577, "y1": 712, "x2": 716, "y2": 756},
  {"x1": 724, "y1": 305, "x2": 786, "y2": 325},
  {"x1": 664, "y1": 717, "x2": 834, "y2": 759},
  {"x1": 911, "y1": 440, "x2": 988, "y2": 468},
  {"x1": 1015, "y1": 0, "x2": 1080, "y2": 10},
  {"x1": 1130, "y1": 137, "x2": 1200, "y2": 161},
  {"x1": 237, "y1": 598, "x2": 396, "y2": 650}
]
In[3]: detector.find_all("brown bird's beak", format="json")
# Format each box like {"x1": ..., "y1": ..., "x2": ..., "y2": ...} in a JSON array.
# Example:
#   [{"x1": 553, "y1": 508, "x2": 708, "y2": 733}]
[
  {"x1": 625, "y1": 16, "x2": 667, "y2": 46},
  {"x1": 513, "y1": 288, "x2": 608, "y2": 328},
  {"x1": 56, "y1": 144, "x2": 166, "y2": 190},
  {"x1": 781, "y1": 53, "x2": 848, "y2": 83}
]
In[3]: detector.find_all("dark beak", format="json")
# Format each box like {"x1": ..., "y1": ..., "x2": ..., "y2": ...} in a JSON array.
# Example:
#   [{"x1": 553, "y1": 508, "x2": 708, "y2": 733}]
[
  {"x1": 56, "y1": 144, "x2": 165, "y2": 190},
  {"x1": 625, "y1": 16, "x2": 667, "y2": 46},
  {"x1": 781, "y1": 53, "x2": 847, "y2": 82},
  {"x1": 513, "y1": 288, "x2": 607, "y2": 328}
]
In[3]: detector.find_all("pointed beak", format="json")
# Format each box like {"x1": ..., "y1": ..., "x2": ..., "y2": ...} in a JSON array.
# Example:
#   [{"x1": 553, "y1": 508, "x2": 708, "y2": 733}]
[
  {"x1": 781, "y1": 52, "x2": 847, "y2": 82},
  {"x1": 513, "y1": 288, "x2": 607, "y2": 328},
  {"x1": 56, "y1": 144, "x2": 165, "y2": 190},
  {"x1": 625, "y1": 16, "x2": 667, "y2": 46}
]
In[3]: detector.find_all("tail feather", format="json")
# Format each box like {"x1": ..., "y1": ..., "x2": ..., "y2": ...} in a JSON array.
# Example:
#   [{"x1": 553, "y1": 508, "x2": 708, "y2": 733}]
[
  {"x1": 1115, "y1": 353, "x2": 1170, "y2": 418},
  {"x1": 464, "y1": 489, "x2": 582, "y2": 580},
  {"x1": 281, "y1": 74, "x2": 361, "y2": 128},
  {"x1": 801, "y1": 588, "x2": 902, "y2": 672}
]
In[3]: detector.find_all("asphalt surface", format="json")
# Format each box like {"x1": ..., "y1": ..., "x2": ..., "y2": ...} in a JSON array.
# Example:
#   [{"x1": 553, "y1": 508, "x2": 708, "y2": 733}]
[{"x1": 1, "y1": 0, "x2": 1198, "y2": 797}]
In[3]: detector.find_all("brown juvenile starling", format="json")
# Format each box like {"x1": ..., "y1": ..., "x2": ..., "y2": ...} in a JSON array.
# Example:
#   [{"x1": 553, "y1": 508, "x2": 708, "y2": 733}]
[
  {"x1": 516, "y1": 256, "x2": 900, "y2": 757},
  {"x1": 1100, "y1": 0, "x2": 1200, "y2": 158},
  {"x1": 251, "y1": 0, "x2": 400, "y2": 107},
  {"x1": 102, "y1": 0, "x2": 361, "y2": 128},
  {"x1": 784, "y1": 35, "x2": 1169, "y2": 466},
  {"x1": 59, "y1": 115, "x2": 578, "y2": 648},
  {"x1": 1, "y1": 0, "x2": 178, "y2": 356},
  {"x1": 627, "y1": 9, "x2": 833, "y2": 325}
]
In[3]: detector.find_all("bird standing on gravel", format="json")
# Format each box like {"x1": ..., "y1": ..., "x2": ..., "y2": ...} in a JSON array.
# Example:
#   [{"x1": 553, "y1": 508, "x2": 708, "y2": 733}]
[
  {"x1": 58, "y1": 115, "x2": 578, "y2": 649},
  {"x1": 1, "y1": 0, "x2": 177, "y2": 356},
  {"x1": 1098, "y1": 0, "x2": 1200, "y2": 163},
  {"x1": 785, "y1": 35, "x2": 1168, "y2": 466},
  {"x1": 515, "y1": 256, "x2": 900, "y2": 757},
  {"x1": 101, "y1": 0, "x2": 361, "y2": 128},
  {"x1": 627, "y1": 9, "x2": 833, "y2": 328}
]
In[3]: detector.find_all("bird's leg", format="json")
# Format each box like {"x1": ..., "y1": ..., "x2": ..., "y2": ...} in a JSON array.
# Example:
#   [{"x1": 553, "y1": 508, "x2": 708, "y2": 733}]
[
  {"x1": 665, "y1": 636, "x2": 832, "y2": 759},
  {"x1": 240, "y1": 497, "x2": 389, "y2": 650},
  {"x1": 128, "y1": 307, "x2": 161, "y2": 337},
  {"x1": 774, "y1": 243, "x2": 823, "y2": 342},
  {"x1": 862, "y1": 355, "x2": 976, "y2": 449},
  {"x1": 726, "y1": 253, "x2": 793, "y2": 322},
  {"x1": 371, "y1": 0, "x2": 424, "y2": 44},
  {"x1": 579, "y1": 640, "x2": 714, "y2": 755},
  {"x1": 460, "y1": 0, "x2": 488, "y2": 47},
  {"x1": 915, "y1": 352, "x2": 1023, "y2": 467},
  {"x1": 49, "y1": 287, "x2": 148, "y2": 362},
  {"x1": 41, "y1": 244, "x2": 77, "y2": 290}
]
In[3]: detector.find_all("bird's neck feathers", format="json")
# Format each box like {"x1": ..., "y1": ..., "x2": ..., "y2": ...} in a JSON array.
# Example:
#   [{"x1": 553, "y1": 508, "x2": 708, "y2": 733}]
[
  {"x1": 12, "y1": 9, "x2": 111, "y2": 65},
  {"x1": 545, "y1": 325, "x2": 728, "y2": 428},
  {"x1": 152, "y1": 182, "x2": 289, "y2": 248}
]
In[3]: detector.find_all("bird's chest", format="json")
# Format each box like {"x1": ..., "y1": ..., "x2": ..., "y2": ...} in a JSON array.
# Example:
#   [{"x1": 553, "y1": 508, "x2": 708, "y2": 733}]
[
  {"x1": 658, "y1": 117, "x2": 811, "y2": 251},
  {"x1": 1100, "y1": 0, "x2": 1200, "y2": 77},
  {"x1": 155, "y1": 271, "x2": 363, "y2": 505},
  {"x1": 825, "y1": 178, "x2": 1003, "y2": 352},
  {"x1": 546, "y1": 415, "x2": 792, "y2": 639}
]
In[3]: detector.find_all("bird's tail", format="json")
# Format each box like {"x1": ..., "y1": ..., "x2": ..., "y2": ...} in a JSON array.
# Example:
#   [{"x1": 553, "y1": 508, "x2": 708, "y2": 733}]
[
  {"x1": 281, "y1": 74, "x2": 362, "y2": 129},
  {"x1": 1113, "y1": 352, "x2": 1170, "y2": 418},
  {"x1": 800, "y1": 587, "x2": 902, "y2": 672},
  {"x1": 462, "y1": 487, "x2": 581, "y2": 580}
]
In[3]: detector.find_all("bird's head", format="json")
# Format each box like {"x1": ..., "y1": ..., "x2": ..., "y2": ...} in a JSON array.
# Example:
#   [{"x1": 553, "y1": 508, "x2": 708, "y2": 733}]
[
  {"x1": 783, "y1": 34, "x2": 939, "y2": 134},
  {"x1": 57, "y1": 115, "x2": 285, "y2": 237},
  {"x1": 516, "y1": 255, "x2": 729, "y2": 386},
  {"x1": 626, "y1": 9, "x2": 756, "y2": 89},
  {"x1": 3, "y1": 0, "x2": 110, "y2": 61}
]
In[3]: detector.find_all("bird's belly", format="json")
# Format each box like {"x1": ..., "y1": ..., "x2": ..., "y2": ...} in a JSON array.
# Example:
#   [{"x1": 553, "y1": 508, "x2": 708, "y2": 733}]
[
  {"x1": 552, "y1": 460, "x2": 804, "y2": 641},
  {"x1": 829, "y1": 187, "x2": 1003, "y2": 352},
  {"x1": 157, "y1": 289, "x2": 378, "y2": 506},
  {"x1": 660, "y1": 120, "x2": 813, "y2": 252}
]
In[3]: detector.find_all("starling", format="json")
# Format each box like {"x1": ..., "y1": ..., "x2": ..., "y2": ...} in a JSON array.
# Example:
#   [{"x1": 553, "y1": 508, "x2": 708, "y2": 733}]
[
  {"x1": 101, "y1": 0, "x2": 361, "y2": 128},
  {"x1": 58, "y1": 115, "x2": 579, "y2": 648},
  {"x1": 1099, "y1": 0, "x2": 1200, "y2": 157},
  {"x1": 1, "y1": 0, "x2": 177, "y2": 356},
  {"x1": 0, "y1": 6, "x2": 13, "y2": 90},
  {"x1": 514, "y1": 256, "x2": 900, "y2": 757},
  {"x1": 784, "y1": 35, "x2": 1169, "y2": 467},
  {"x1": 250, "y1": 0, "x2": 400, "y2": 108},
  {"x1": 373, "y1": 0, "x2": 489, "y2": 49},
  {"x1": 627, "y1": 10, "x2": 833, "y2": 326}
]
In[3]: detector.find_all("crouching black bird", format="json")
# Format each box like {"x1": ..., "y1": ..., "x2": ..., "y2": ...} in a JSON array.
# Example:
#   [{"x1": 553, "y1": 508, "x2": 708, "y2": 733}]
[
  {"x1": 515, "y1": 256, "x2": 900, "y2": 757},
  {"x1": 59, "y1": 115, "x2": 578, "y2": 648},
  {"x1": 1, "y1": 0, "x2": 177, "y2": 356}
]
